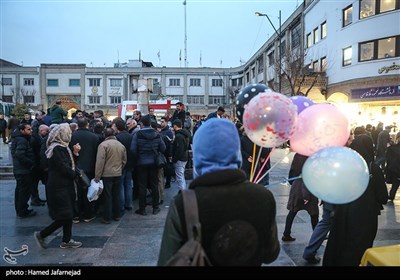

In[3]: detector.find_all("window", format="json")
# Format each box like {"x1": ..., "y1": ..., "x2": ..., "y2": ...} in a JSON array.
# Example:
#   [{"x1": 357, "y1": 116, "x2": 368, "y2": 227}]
[
  {"x1": 268, "y1": 51, "x2": 275, "y2": 66},
  {"x1": 212, "y1": 79, "x2": 222, "y2": 87},
  {"x1": 208, "y1": 96, "x2": 225, "y2": 105},
  {"x1": 189, "y1": 78, "x2": 201, "y2": 87},
  {"x1": 24, "y1": 78, "x2": 34, "y2": 86},
  {"x1": 360, "y1": 41, "x2": 374, "y2": 61},
  {"x1": 343, "y1": 46, "x2": 352, "y2": 66},
  {"x1": 1, "y1": 78, "x2": 12, "y2": 85},
  {"x1": 280, "y1": 40, "x2": 286, "y2": 57},
  {"x1": 2, "y1": 96, "x2": 13, "y2": 102},
  {"x1": 251, "y1": 68, "x2": 255, "y2": 79},
  {"x1": 258, "y1": 56, "x2": 264, "y2": 73},
  {"x1": 89, "y1": 96, "x2": 101, "y2": 104},
  {"x1": 378, "y1": 37, "x2": 396, "y2": 58},
  {"x1": 23, "y1": 96, "x2": 34, "y2": 103},
  {"x1": 167, "y1": 95, "x2": 183, "y2": 102},
  {"x1": 313, "y1": 28, "x2": 319, "y2": 44},
  {"x1": 321, "y1": 21, "x2": 327, "y2": 39},
  {"x1": 306, "y1": 33, "x2": 312, "y2": 48},
  {"x1": 187, "y1": 96, "x2": 204, "y2": 104},
  {"x1": 360, "y1": 0, "x2": 376, "y2": 18},
  {"x1": 313, "y1": 61, "x2": 319, "y2": 72},
  {"x1": 246, "y1": 72, "x2": 250, "y2": 82},
  {"x1": 291, "y1": 23, "x2": 301, "y2": 48},
  {"x1": 380, "y1": 0, "x2": 396, "y2": 13},
  {"x1": 110, "y1": 96, "x2": 121, "y2": 104},
  {"x1": 169, "y1": 79, "x2": 180, "y2": 86},
  {"x1": 110, "y1": 79, "x2": 122, "y2": 87},
  {"x1": 359, "y1": 36, "x2": 398, "y2": 61},
  {"x1": 89, "y1": 78, "x2": 101, "y2": 87},
  {"x1": 69, "y1": 79, "x2": 80, "y2": 86},
  {"x1": 47, "y1": 79, "x2": 58, "y2": 86},
  {"x1": 343, "y1": 5, "x2": 353, "y2": 27},
  {"x1": 321, "y1": 57, "x2": 327, "y2": 72}
]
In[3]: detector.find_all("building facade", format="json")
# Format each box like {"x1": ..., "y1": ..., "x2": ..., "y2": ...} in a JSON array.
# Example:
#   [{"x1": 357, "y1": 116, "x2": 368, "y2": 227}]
[{"x1": 1, "y1": 0, "x2": 399, "y2": 128}]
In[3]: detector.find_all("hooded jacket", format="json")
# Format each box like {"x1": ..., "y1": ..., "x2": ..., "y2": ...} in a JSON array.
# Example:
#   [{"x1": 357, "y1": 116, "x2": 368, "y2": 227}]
[{"x1": 172, "y1": 128, "x2": 191, "y2": 163}]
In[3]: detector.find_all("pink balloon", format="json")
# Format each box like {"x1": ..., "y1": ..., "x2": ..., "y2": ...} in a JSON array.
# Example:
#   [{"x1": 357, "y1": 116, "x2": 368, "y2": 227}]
[
  {"x1": 289, "y1": 103, "x2": 350, "y2": 156},
  {"x1": 243, "y1": 91, "x2": 298, "y2": 148}
]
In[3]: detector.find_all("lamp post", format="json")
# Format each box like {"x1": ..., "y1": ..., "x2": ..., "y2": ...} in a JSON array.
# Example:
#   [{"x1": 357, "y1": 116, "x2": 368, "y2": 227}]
[{"x1": 255, "y1": 10, "x2": 282, "y2": 93}]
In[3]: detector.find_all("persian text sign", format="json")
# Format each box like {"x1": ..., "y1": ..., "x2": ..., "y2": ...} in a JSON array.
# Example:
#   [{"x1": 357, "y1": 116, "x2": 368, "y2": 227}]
[{"x1": 351, "y1": 86, "x2": 400, "y2": 100}]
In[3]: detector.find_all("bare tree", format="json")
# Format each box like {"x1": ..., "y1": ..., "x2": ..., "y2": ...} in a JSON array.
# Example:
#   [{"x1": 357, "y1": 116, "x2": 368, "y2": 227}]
[{"x1": 277, "y1": 45, "x2": 327, "y2": 97}]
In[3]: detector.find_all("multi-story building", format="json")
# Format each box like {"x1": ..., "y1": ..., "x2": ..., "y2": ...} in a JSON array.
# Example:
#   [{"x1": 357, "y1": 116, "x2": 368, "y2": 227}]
[{"x1": 1, "y1": 0, "x2": 399, "y2": 128}]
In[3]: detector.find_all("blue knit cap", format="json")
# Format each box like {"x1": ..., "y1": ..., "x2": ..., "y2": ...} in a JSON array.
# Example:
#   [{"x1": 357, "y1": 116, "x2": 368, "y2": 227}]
[{"x1": 192, "y1": 118, "x2": 242, "y2": 178}]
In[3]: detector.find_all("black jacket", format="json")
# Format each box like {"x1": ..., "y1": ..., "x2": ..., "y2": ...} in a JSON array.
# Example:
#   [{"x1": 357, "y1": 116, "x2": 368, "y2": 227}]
[
  {"x1": 70, "y1": 128, "x2": 100, "y2": 174},
  {"x1": 10, "y1": 130, "x2": 34, "y2": 175},
  {"x1": 158, "y1": 169, "x2": 280, "y2": 266},
  {"x1": 172, "y1": 129, "x2": 190, "y2": 163}
]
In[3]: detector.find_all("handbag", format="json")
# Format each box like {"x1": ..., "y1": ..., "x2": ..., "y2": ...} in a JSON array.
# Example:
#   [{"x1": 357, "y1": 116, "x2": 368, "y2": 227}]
[
  {"x1": 75, "y1": 167, "x2": 90, "y2": 189},
  {"x1": 152, "y1": 145, "x2": 167, "y2": 168}
]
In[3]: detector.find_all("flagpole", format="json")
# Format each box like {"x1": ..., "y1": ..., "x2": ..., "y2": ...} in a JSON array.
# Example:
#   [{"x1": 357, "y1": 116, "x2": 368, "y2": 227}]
[{"x1": 183, "y1": 0, "x2": 188, "y2": 67}]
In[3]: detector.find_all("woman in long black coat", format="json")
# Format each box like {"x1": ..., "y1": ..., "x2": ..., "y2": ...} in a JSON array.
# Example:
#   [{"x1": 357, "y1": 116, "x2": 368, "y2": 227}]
[
  {"x1": 323, "y1": 134, "x2": 388, "y2": 266},
  {"x1": 33, "y1": 123, "x2": 83, "y2": 249}
]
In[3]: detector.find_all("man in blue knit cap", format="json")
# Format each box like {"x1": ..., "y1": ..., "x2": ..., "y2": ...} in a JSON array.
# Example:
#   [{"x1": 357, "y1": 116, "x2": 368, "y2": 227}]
[{"x1": 158, "y1": 118, "x2": 279, "y2": 266}]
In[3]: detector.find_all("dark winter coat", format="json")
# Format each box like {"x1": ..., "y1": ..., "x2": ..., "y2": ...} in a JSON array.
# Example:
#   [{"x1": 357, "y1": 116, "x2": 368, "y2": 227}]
[
  {"x1": 323, "y1": 162, "x2": 388, "y2": 266},
  {"x1": 160, "y1": 126, "x2": 174, "y2": 158},
  {"x1": 172, "y1": 128, "x2": 190, "y2": 163},
  {"x1": 0, "y1": 119, "x2": 7, "y2": 132},
  {"x1": 49, "y1": 104, "x2": 67, "y2": 124},
  {"x1": 46, "y1": 146, "x2": 78, "y2": 220},
  {"x1": 287, "y1": 153, "x2": 318, "y2": 215},
  {"x1": 170, "y1": 109, "x2": 186, "y2": 125},
  {"x1": 386, "y1": 143, "x2": 400, "y2": 182},
  {"x1": 130, "y1": 127, "x2": 166, "y2": 166},
  {"x1": 240, "y1": 134, "x2": 271, "y2": 180},
  {"x1": 116, "y1": 130, "x2": 134, "y2": 170},
  {"x1": 158, "y1": 169, "x2": 280, "y2": 266},
  {"x1": 70, "y1": 128, "x2": 100, "y2": 174},
  {"x1": 10, "y1": 130, "x2": 35, "y2": 175}
]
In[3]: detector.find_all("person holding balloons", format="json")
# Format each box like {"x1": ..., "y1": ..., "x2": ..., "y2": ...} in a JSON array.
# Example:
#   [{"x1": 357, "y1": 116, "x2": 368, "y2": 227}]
[
  {"x1": 282, "y1": 153, "x2": 319, "y2": 242},
  {"x1": 322, "y1": 135, "x2": 388, "y2": 266}
]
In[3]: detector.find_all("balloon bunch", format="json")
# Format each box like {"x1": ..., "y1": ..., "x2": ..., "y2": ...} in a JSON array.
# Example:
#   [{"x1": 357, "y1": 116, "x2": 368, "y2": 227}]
[{"x1": 237, "y1": 83, "x2": 369, "y2": 204}]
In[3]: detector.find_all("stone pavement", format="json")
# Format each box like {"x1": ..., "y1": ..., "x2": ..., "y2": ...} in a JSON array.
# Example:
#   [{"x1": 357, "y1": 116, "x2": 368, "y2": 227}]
[{"x1": 0, "y1": 141, "x2": 399, "y2": 267}]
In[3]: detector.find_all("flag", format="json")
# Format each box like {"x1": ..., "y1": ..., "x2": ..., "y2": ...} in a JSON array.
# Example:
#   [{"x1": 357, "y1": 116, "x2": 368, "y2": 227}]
[
  {"x1": 183, "y1": 0, "x2": 186, "y2": 5},
  {"x1": 199, "y1": 51, "x2": 202, "y2": 66},
  {"x1": 220, "y1": 59, "x2": 222, "y2": 66},
  {"x1": 157, "y1": 50, "x2": 160, "y2": 59},
  {"x1": 139, "y1": 50, "x2": 141, "y2": 61},
  {"x1": 179, "y1": 50, "x2": 182, "y2": 61}
]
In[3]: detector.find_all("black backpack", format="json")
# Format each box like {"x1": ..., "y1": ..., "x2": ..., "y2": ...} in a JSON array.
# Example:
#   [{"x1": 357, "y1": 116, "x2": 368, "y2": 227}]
[{"x1": 165, "y1": 190, "x2": 211, "y2": 266}]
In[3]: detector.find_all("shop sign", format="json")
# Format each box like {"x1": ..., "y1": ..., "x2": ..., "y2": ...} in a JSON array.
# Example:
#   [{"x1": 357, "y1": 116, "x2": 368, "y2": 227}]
[
  {"x1": 378, "y1": 63, "x2": 400, "y2": 74},
  {"x1": 351, "y1": 86, "x2": 400, "y2": 100}
]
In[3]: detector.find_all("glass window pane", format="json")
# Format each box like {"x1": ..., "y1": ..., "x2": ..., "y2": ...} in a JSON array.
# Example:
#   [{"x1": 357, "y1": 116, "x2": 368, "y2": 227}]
[
  {"x1": 360, "y1": 42, "x2": 374, "y2": 61},
  {"x1": 343, "y1": 47, "x2": 352, "y2": 66},
  {"x1": 343, "y1": 6, "x2": 353, "y2": 26},
  {"x1": 380, "y1": 0, "x2": 395, "y2": 13},
  {"x1": 378, "y1": 37, "x2": 396, "y2": 58},
  {"x1": 360, "y1": 0, "x2": 376, "y2": 19}
]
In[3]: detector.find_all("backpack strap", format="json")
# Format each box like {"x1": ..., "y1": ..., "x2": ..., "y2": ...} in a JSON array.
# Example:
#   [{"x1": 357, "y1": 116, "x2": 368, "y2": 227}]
[{"x1": 181, "y1": 190, "x2": 202, "y2": 243}]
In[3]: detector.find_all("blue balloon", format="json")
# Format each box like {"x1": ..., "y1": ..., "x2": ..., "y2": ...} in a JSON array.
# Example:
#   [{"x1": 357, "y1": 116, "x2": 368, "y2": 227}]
[{"x1": 302, "y1": 146, "x2": 369, "y2": 204}]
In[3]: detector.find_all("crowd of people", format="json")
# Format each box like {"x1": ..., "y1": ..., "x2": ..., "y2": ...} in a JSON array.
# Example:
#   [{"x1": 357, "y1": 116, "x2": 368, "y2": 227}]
[{"x1": 4, "y1": 99, "x2": 399, "y2": 266}]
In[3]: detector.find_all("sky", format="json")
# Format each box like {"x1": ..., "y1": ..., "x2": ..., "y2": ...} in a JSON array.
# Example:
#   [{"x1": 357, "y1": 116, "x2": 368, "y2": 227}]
[{"x1": 1, "y1": 0, "x2": 301, "y2": 68}]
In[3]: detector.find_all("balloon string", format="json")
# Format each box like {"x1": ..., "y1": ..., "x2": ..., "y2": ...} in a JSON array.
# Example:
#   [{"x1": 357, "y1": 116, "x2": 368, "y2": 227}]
[
  {"x1": 251, "y1": 146, "x2": 263, "y2": 182},
  {"x1": 253, "y1": 147, "x2": 275, "y2": 183},
  {"x1": 264, "y1": 175, "x2": 302, "y2": 188},
  {"x1": 249, "y1": 143, "x2": 257, "y2": 182},
  {"x1": 255, "y1": 149, "x2": 292, "y2": 184}
]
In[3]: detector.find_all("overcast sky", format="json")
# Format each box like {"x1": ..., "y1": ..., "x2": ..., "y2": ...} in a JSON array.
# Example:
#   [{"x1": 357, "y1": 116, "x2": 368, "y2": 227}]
[{"x1": 1, "y1": 0, "x2": 300, "y2": 68}]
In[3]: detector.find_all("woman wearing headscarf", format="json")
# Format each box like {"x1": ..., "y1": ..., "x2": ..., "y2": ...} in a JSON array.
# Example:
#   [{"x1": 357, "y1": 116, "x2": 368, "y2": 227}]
[
  {"x1": 33, "y1": 123, "x2": 83, "y2": 249},
  {"x1": 323, "y1": 129, "x2": 388, "y2": 266}
]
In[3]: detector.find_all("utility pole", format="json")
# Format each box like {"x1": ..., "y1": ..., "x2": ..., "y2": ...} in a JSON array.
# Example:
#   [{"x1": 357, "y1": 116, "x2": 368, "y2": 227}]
[{"x1": 183, "y1": 0, "x2": 188, "y2": 67}]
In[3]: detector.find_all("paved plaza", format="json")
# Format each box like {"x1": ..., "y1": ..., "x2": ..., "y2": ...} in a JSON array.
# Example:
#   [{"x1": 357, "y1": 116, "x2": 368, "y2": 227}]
[{"x1": 0, "y1": 141, "x2": 399, "y2": 267}]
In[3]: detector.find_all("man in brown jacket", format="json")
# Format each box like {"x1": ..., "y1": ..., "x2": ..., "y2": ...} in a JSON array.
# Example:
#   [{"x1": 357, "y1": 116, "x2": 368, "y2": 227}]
[{"x1": 95, "y1": 128, "x2": 127, "y2": 223}]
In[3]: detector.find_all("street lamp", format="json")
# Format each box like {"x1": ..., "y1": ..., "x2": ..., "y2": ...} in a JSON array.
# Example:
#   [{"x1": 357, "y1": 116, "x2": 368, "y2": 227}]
[{"x1": 255, "y1": 10, "x2": 282, "y2": 93}]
